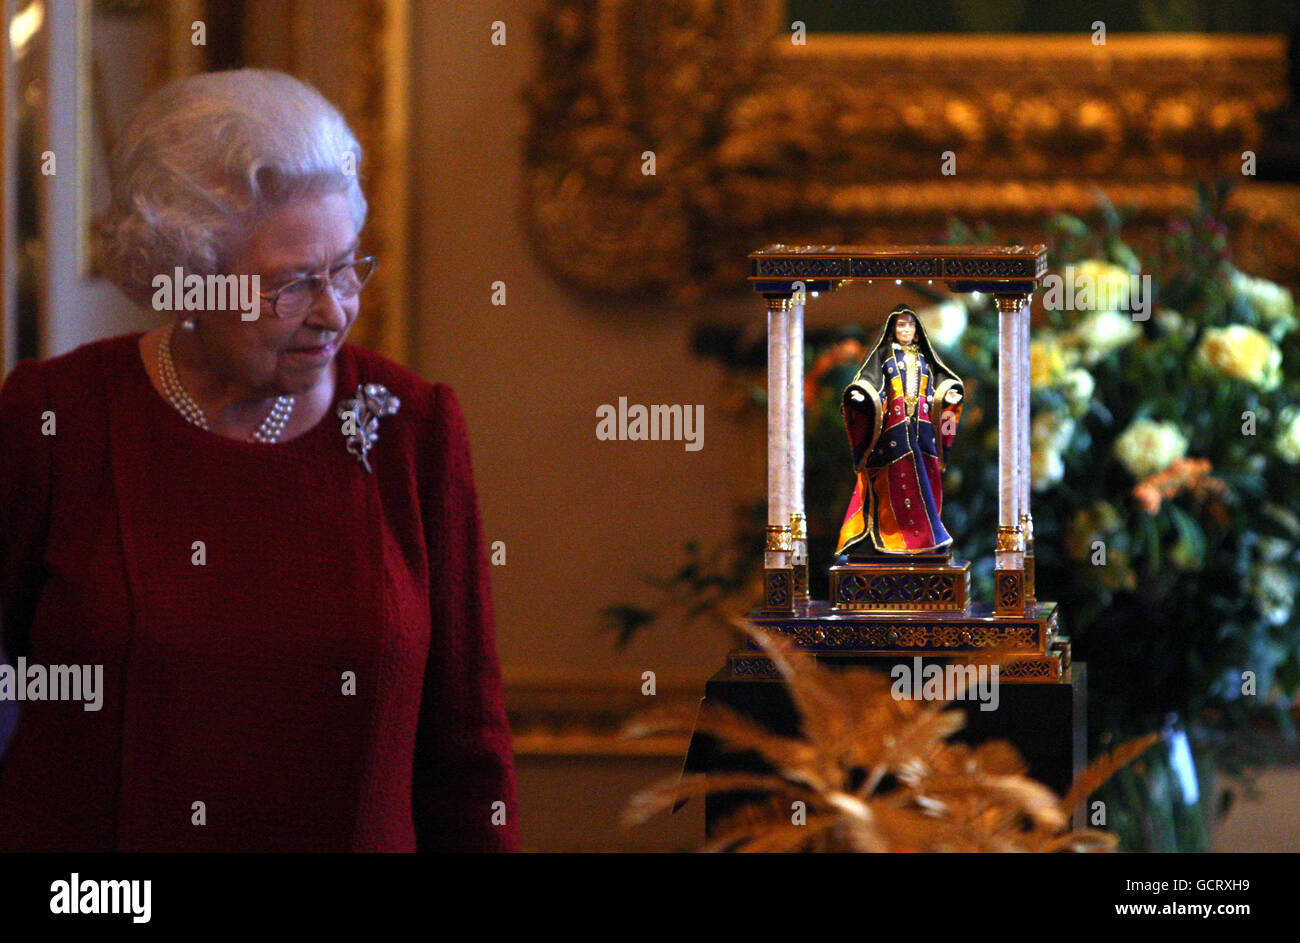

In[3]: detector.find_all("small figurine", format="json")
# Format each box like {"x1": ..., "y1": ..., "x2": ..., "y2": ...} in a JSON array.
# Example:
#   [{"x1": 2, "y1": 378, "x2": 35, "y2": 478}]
[{"x1": 836, "y1": 305, "x2": 965, "y2": 556}]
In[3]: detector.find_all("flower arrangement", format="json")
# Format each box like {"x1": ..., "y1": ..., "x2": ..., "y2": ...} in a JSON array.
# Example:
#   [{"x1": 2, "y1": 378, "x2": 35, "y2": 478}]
[
  {"x1": 971, "y1": 190, "x2": 1299, "y2": 747},
  {"x1": 606, "y1": 185, "x2": 1300, "y2": 849}
]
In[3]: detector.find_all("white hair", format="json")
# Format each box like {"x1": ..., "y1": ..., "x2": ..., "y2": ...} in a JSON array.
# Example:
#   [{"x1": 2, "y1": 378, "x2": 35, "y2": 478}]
[{"x1": 95, "y1": 68, "x2": 366, "y2": 305}]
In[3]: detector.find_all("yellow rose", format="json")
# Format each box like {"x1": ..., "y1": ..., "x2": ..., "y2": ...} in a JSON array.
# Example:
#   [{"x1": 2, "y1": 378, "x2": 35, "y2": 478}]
[
  {"x1": 1073, "y1": 260, "x2": 1133, "y2": 312},
  {"x1": 1196, "y1": 325, "x2": 1283, "y2": 390},
  {"x1": 1030, "y1": 337, "x2": 1070, "y2": 388},
  {"x1": 1031, "y1": 448, "x2": 1065, "y2": 492}
]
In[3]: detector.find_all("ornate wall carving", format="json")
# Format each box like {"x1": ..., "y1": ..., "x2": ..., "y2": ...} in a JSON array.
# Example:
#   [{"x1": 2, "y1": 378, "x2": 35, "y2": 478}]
[{"x1": 524, "y1": 2, "x2": 1289, "y2": 300}]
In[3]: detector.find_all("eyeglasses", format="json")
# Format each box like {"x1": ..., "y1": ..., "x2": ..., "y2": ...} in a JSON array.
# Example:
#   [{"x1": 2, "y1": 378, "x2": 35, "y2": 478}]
[{"x1": 260, "y1": 256, "x2": 378, "y2": 318}]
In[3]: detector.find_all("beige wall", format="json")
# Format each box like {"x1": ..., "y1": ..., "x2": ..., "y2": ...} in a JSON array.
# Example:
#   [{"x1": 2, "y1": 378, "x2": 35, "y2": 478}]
[
  {"x1": 408, "y1": 7, "x2": 760, "y2": 846},
  {"x1": 408, "y1": 3, "x2": 749, "y2": 683}
]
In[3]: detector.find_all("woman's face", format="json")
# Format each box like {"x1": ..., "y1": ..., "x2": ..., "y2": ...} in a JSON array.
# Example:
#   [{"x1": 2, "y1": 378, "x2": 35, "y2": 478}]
[
  {"x1": 193, "y1": 191, "x2": 361, "y2": 398},
  {"x1": 894, "y1": 314, "x2": 917, "y2": 345}
]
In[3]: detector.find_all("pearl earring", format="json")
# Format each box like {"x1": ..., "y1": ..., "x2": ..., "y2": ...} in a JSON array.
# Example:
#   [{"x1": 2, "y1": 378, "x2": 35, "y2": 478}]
[{"x1": 179, "y1": 316, "x2": 197, "y2": 332}]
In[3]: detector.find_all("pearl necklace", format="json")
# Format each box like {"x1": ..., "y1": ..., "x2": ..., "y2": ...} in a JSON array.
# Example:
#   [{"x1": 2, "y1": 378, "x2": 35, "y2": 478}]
[{"x1": 158, "y1": 322, "x2": 296, "y2": 443}]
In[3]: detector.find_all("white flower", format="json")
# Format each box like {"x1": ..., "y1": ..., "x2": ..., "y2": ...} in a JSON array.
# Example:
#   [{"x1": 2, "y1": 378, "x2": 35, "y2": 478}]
[
  {"x1": 1276, "y1": 406, "x2": 1300, "y2": 464},
  {"x1": 1030, "y1": 411, "x2": 1075, "y2": 491},
  {"x1": 1113, "y1": 418, "x2": 1188, "y2": 479},
  {"x1": 1231, "y1": 268, "x2": 1297, "y2": 338},
  {"x1": 915, "y1": 299, "x2": 968, "y2": 350},
  {"x1": 1256, "y1": 537, "x2": 1292, "y2": 563},
  {"x1": 1070, "y1": 310, "x2": 1142, "y2": 364},
  {"x1": 1156, "y1": 308, "x2": 1191, "y2": 340},
  {"x1": 1060, "y1": 367, "x2": 1095, "y2": 414},
  {"x1": 1247, "y1": 563, "x2": 1296, "y2": 626}
]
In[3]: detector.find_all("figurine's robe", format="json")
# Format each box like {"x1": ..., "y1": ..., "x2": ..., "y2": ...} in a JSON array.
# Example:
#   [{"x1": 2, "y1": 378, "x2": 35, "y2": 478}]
[{"x1": 836, "y1": 343, "x2": 964, "y2": 555}]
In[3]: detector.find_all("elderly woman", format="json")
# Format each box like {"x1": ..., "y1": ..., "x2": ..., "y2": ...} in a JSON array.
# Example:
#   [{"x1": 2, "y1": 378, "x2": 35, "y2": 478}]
[{"x1": 0, "y1": 69, "x2": 517, "y2": 851}]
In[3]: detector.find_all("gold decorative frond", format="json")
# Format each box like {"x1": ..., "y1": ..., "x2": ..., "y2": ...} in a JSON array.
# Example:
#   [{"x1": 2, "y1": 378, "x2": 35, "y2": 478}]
[
  {"x1": 703, "y1": 811, "x2": 839, "y2": 853},
  {"x1": 626, "y1": 620, "x2": 1157, "y2": 852},
  {"x1": 620, "y1": 703, "x2": 700, "y2": 740},
  {"x1": 621, "y1": 771, "x2": 809, "y2": 828},
  {"x1": 1060, "y1": 732, "x2": 1161, "y2": 818},
  {"x1": 1037, "y1": 828, "x2": 1120, "y2": 854}
]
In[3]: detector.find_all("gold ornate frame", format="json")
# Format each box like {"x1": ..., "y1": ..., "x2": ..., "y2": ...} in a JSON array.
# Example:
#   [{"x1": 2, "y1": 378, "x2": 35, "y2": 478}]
[
  {"x1": 524, "y1": 2, "x2": 1289, "y2": 300},
  {"x1": 82, "y1": 0, "x2": 411, "y2": 363},
  {"x1": 241, "y1": 0, "x2": 411, "y2": 362},
  {"x1": 88, "y1": 0, "x2": 207, "y2": 279}
]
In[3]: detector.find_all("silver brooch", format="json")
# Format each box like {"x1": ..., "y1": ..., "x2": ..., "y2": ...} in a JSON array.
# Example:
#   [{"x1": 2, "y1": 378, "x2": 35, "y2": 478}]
[{"x1": 337, "y1": 383, "x2": 400, "y2": 472}]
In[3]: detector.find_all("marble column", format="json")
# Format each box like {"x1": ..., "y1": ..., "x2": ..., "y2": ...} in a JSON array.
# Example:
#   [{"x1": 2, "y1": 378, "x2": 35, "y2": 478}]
[
  {"x1": 1020, "y1": 296, "x2": 1036, "y2": 607},
  {"x1": 994, "y1": 294, "x2": 1027, "y2": 615},
  {"x1": 764, "y1": 296, "x2": 794, "y2": 612},
  {"x1": 787, "y1": 298, "x2": 808, "y2": 603}
]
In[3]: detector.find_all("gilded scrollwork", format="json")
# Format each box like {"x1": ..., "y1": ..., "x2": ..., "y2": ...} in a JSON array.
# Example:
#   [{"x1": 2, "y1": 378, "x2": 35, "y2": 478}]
[
  {"x1": 766, "y1": 620, "x2": 1041, "y2": 652},
  {"x1": 524, "y1": 6, "x2": 1289, "y2": 299}
]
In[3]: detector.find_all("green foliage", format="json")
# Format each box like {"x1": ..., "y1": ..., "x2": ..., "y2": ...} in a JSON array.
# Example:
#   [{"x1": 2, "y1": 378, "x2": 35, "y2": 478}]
[
  {"x1": 614, "y1": 186, "x2": 1300, "y2": 785},
  {"x1": 600, "y1": 533, "x2": 759, "y2": 649},
  {"x1": 1006, "y1": 188, "x2": 1300, "y2": 752}
]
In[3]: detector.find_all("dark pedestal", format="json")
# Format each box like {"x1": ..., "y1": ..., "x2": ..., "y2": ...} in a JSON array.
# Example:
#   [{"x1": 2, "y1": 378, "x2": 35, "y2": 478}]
[{"x1": 686, "y1": 659, "x2": 1086, "y2": 838}]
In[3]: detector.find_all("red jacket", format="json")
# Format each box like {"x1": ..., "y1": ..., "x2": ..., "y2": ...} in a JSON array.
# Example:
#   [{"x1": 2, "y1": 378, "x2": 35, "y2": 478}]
[{"x1": 0, "y1": 334, "x2": 518, "y2": 851}]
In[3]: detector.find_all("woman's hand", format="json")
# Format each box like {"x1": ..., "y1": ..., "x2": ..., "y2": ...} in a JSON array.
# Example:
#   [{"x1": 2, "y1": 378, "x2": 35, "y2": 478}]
[{"x1": 944, "y1": 390, "x2": 963, "y2": 405}]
